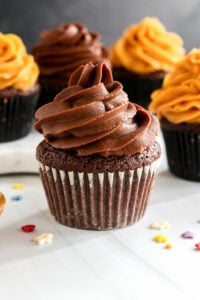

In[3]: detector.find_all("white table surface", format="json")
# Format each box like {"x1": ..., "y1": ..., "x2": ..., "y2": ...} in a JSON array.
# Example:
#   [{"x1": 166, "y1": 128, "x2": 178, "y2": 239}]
[{"x1": 0, "y1": 131, "x2": 200, "y2": 300}]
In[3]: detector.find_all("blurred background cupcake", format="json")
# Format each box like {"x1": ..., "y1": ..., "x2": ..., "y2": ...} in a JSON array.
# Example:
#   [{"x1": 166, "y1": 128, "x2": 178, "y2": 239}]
[
  {"x1": 31, "y1": 22, "x2": 109, "y2": 108},
  {"x1": 34, "y1": 60, "x2": 161, "y2": 230},
  {"x1": 0, "y1": 33, "x2": 40, "y2": 142},
  {"x1": 110, "y1": 17, "x2": 185, "y2": 108},
  {"x1": 149, "y1": 48, "x2": 200, "y2": 182}
]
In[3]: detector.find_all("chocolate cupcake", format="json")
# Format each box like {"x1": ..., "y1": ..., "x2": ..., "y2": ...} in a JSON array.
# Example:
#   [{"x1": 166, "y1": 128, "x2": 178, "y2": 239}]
[
  {"x1": 149, "y1": 48, "x2": 200, "y2": 182},
  {"x1": 0, "y1": 33, "x2": 40, "y2": 142},
  {"x1": 110, "y1": 17, "x2": 185, "y2": 108},
  {"x1": 31, "y1": 22, "x2": 109, "y2": 108},
  {"x1": 34, "y1": 60, "x2": 161, "y2": 230}
]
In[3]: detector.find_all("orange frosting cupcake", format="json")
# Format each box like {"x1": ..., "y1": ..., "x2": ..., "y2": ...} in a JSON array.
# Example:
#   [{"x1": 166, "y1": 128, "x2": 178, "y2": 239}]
[
  {"x1": 111, "y1": 17, "x2": 185, "y2": 74},
  {"x1": 149, "y1": 48, "x2": 200, "y2": 182},
  {"x1": 0, "y1": 32, "x2": 40, "y2": 142},
  {"x1": 110, "y1": 17, "x2": 185, "y2": 108},
  {"x1": 149, "y1": 48, "x2": 200, "y2": 124}
]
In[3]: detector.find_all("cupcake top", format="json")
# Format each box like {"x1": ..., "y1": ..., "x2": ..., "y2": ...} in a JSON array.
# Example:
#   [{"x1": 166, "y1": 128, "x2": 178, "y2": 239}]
[
  {"x1": 31, "y1": 22, "x2": 109, "y2": 81},
  {"x1": 0, "y1": 33, "x2": 39, "y2": 91},
  {"x1": 35, "y1": 60, "x2": 159, "y2": 157},
  {"x1": 110, "y1": 17, "x2": 185, "y2": 74},
  {"x1": 149, "y1": 48, "x2": 200, "y2": 124}
]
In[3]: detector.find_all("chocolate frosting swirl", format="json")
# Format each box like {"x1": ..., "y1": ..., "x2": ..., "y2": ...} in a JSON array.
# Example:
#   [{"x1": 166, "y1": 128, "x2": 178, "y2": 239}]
[
  {"x1": 31, "y1": 22, "x2": 109, "y2": 81},
  {"x1": 35, "y1": 61, "x2": 159, "y2": 157}
]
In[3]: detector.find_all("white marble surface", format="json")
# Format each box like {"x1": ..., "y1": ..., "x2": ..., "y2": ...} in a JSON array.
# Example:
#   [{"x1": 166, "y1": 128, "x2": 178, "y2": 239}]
[
  {"x1": 0, "y1": 128, "x2": 42, "y2": 174},
  {"x1": 0, "y1": 132, "x2": 200, "y2": 300}
]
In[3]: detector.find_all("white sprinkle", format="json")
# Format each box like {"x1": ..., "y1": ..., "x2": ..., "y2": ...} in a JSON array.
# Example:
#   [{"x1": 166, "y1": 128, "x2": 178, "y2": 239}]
[
  {"x1": 150, "y1": 221, "x2": 172, "y2": 230},
  {"x1": 32, "y1": 233, "x2": 53, "y2": 245}
]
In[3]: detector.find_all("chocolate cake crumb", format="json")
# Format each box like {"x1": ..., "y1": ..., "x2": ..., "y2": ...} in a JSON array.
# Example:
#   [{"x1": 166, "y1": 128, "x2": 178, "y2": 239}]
[{"x1": 36, "y1": 140, "x2": 161, "y2": 172}]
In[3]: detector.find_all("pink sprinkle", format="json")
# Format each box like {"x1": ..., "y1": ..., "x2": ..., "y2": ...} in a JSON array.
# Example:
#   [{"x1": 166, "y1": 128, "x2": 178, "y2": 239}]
[
  {"x1": 181, "y1": 231, "x2": 195, "y2": 239},
  {"x1": 195, "y1": 243, "x2": 200, "y2": 250},
  {"x1": 21, "y1": 224, "x2": 36, "y2": 233}
]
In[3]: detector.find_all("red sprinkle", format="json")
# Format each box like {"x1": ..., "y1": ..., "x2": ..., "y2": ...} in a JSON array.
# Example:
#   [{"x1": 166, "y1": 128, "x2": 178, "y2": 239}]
[
  {"x1": 195, "y1": 243, "x2": 200, "y2": 250},
  {"x1": 21, "y1": 224, "x2": 36, "y2": 233}
]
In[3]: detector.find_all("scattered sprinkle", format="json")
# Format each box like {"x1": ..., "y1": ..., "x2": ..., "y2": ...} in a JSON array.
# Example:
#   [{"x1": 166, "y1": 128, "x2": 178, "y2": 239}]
[
  {"x1": 21, "y1": 224, "x2": 36, "y2": 233},
  {"x1": 0, "y1": 192, "x2": 6, "y2": 214},
  {"x1": 181, "y1": 231, "x2": 195, "y2": 239},
  {"x1": 12, "y1": 183, "x2": 25, "y2": 190},
  {"x1": 195, "y1": 243, "x2": 200, "y2": 251},
  {"x1": 150, "y1": 221, "x2": 172, "y2": 230},
  {"x1": 165, "y1": 243, "x2": 173, "y2": 249},
  {"x1": 11, "y1": 195, "x2": 23, "y2": 201},
  {"x1": 32, "y1": 233, "x2": 53, "y2": 245},
  {"x1": 153, "y1": 235, "x2": 168, "y2": 243}
]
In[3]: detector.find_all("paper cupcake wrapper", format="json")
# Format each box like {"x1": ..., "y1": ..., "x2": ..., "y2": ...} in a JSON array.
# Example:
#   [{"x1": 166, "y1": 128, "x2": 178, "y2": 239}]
[
  {"x1": 0, "y1": 93, "x2": 39, "y2": 142},
  {"x1": 162, "y1": 128, "x2": 200, "y2": 182},
  {"x1": 39, "y1": 159, "x2": 160, "y2": 230}
]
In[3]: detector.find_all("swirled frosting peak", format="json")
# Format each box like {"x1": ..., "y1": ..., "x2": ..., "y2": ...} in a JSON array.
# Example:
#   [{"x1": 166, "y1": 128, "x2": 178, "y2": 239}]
[
  {"x1": 35, "y1": 60, "x2": 159, "y2": 156},
  {"x1": 31, "y1": 22, "x2": 109, "y2": 81},
  {"x1": 0, "y1": 33, "x2": 39, "y2": 91},
  {"x1": 149, "y1": 48, "x2": 200, "y2": 124},
  {"x1": 110, "y1": 17, "x2": 185, "y2": 74}
]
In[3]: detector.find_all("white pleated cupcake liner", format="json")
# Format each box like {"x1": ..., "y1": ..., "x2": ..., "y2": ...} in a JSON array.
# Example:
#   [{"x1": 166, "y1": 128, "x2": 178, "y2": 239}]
[{"x1": 39, "y1": 158, "x2": 160, "y2": 230}]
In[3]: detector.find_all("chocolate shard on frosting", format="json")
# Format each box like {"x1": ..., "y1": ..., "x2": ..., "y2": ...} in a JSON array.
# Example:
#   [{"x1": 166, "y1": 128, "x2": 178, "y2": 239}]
[{"x1": 35, "y1": 60, "x2": 159, "y2": 157}]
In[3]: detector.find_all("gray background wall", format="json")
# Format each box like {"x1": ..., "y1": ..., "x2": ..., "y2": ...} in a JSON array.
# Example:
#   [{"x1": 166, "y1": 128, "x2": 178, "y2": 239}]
[{"x1": 0, "y1": 0, "x2": 200, "y2": 52}]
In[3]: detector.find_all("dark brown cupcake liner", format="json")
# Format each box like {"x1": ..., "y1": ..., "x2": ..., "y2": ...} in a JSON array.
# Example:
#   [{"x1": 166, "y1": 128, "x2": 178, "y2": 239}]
[
  {"x1": 162, "y1": 128, "x2": 200, "y2": 181},
  {"x1": 0, "y1": 92, "x2": 39, "y2": 142},
  {"x1": 38, "y1": 159, "x2": 160, "y2": 230},
  {"x1": 36, "y1": 80, "x2": 67, "y2": 109},
  {"x1": 112, "y1": 69, "x2": 164, "y2": 109}
]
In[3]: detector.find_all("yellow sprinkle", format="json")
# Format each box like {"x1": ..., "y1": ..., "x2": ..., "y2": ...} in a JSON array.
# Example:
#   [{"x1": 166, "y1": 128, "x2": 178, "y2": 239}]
[
  {"x1": 165, "y1": 243, "x2": 172, "y2": 249},
  {"x1": 0, "y1": 192, "x2": 6, "y2": 215},
  {"x1": 153, "y1": 235, "x2": 168, "y2": 243},
  {"x1": 12, "y1": 183, "x2": 25, "y2": 190}
]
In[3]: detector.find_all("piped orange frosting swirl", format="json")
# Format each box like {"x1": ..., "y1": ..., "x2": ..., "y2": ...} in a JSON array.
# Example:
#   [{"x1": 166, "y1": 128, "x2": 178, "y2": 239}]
[
  {"x1": 35, "y1": 61, "x2": 159, "y2": 157},
  {"x1": 0, "y1": 33, "x2": 39, "y2": 91},
  {"x1": 149, "y1": 48, "x2": 200, "y2": 124},
  {"x1": 31, "y1": 23, "x2": 109, "y2": 81},
  {"x1": 110, "y1": 17, "x2": 185, "y2": 74}
]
